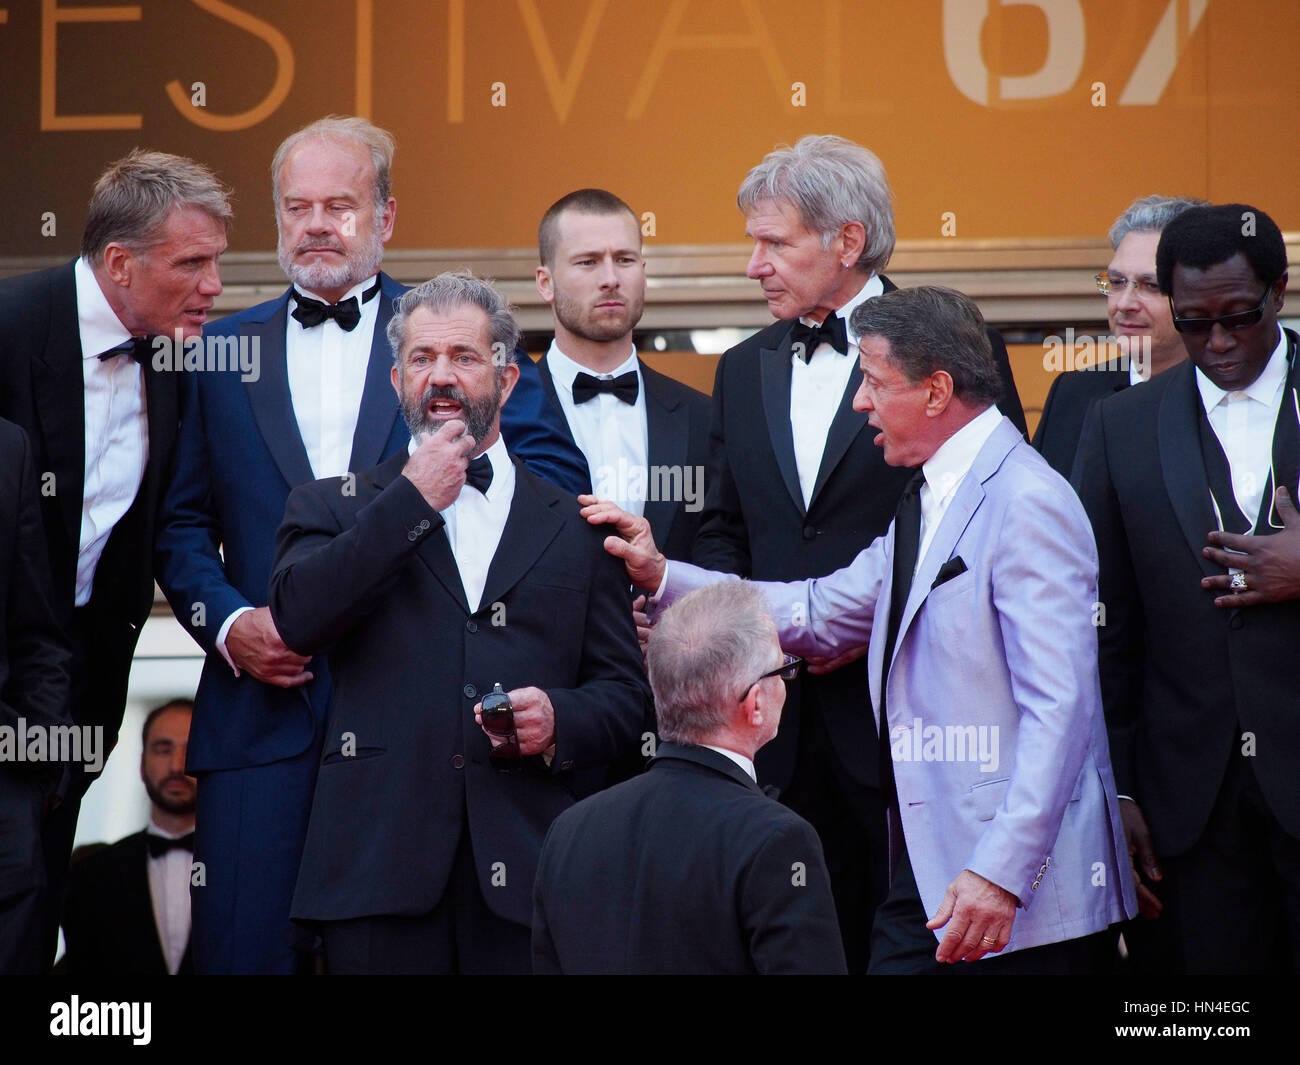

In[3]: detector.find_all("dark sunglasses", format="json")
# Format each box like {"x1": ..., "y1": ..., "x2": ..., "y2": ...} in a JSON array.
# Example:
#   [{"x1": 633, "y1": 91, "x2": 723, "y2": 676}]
[
  {"x1": 755, "y1": 653, "x2": 803, "y2": 684},
  {"x1": 1170, "y1": 283, "x2": 1276, "y2": 335}
]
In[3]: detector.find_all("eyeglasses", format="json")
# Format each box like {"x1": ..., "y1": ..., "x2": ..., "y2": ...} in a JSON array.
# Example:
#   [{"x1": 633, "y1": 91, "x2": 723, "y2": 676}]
[
  {"x1": 1169, "y1": 283, "x2": 1275, "y2": 335},
  {"x1": 1095, "y1": 272, "x2": 1162, "y2": 301},
  {"x1": 754, "y1": 653, "x2": 803, "y2": 686}
]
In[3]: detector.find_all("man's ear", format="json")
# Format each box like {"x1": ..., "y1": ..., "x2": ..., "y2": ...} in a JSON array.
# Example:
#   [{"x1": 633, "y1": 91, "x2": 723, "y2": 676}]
[
  {"x1": 535, "y1": 264, "x2": 554, "y2": 304},
  {"x1": 836, "y1": 220, "x2": 867, "y2": 269},
  {"x1": 101, "y1": 243, "x2": 134, "y2": 287},
  {"x1": 925, "y1": 370, "x2": 955, "y2": 417},
  {"x1": 390, "y1": 363, "x2": 402, "y2": 397},
  {"x1": 496, "y1": 360, "x2": 521, "y2": 410}
]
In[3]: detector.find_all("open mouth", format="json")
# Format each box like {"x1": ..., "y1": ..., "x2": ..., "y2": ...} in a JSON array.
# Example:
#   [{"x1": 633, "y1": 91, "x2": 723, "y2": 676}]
[{"x1": 428, "y1": 399, "x2": 464, "y2": 418}]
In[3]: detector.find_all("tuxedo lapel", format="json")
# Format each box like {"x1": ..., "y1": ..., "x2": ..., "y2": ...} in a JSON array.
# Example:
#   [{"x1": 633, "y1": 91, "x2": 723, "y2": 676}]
[
  {"x1": 478, "y1": 461, "x2": 565, "y2": 612},
  {"x1": 1257, "y1": 331, "x2": 1300, "y2": 530},
  {"x1": 641, "y1": 365, "x2": 688, "y2": 547},
  {"x1": 125, "y1": 834, "x2": 172, "y2": 975},
  {"x1": 534, "y1": 355, "x2": 580, "y2": 450},
  {"x1": 140, "y1": 353, "x2": 179, "y2": 523},
  {"x1": 809, "y1": 367, "x2": 869, "y2": 507},
  {"x1": 347, "y1": 275, "x2": 405, "y2": 471},
  {"x1": 759, "y1": 326, "x2": 804, "y2": 516},
  {"x1": 242, "y1": 295, "x2": 315, "y2": 489},
  {"x1": 1157, "y1": 363, "x2": 1220, "y2": 579},
  {"x1": 31, "y1": 263, "x2": 85, "y2": 549}
]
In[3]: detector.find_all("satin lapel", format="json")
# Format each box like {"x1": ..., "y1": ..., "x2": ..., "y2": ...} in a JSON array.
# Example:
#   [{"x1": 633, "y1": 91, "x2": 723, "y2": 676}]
[
  {"x1": 242, "y1": 296, "x2": 315, "y2": 489},
  {"x1": 31, "y1": 265, "x2": 85, "y2": 548},
  {"x1": 370, "y1": 454, "x2": 470, "y2": 610},
  {"x1": 140, "y1": 350, "x2": 179, "y2": 525},
  {"x1": 347, "y1": 275, "x2": 405, "y2": 470},
  {"x1": 759, "y1": 326, "x2": 804, "y2": 516},
  {"x1": 534, "y1": 355, "x2": 579, "y2": 449},
  {"x1": 1258, "y1": 331, "x2": 1300, "y2": 529},
  {"x1": 642, "y1": 365, "x2": 687, "y2": 547},
  {"x1": 478, "y1": 461, "x2": 565, "y2": 611},
  {"x1": 809, "y1": 365, "x2": 869, "y2": 506},
  {"x1": 1156, "y1": 363, "x2": 1220, "y2": 579},
  {"x1": 126, "y1": 835, "x2": 170, "y2": 973}
]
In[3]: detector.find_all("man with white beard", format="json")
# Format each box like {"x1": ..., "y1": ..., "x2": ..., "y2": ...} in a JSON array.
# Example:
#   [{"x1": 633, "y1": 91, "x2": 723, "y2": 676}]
[{"x1": 156, "y1": 116, "x2": 587, "y2": 974}]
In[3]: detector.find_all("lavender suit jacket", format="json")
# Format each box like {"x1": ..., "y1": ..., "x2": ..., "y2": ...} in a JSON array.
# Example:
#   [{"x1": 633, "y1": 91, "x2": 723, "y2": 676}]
[{"x1": 661, "y1": 416, "x2": 1136, "y2": 954}]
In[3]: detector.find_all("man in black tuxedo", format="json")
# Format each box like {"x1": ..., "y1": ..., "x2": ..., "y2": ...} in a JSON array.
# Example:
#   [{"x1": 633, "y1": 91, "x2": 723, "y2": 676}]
[
  {"x1": 0, "y1": 419, "x2": 72, "y2": 974},
  {"x1": 62, "y1": 700, "x2": 197, "y2": 975},
  {"x1": 269, "y1": 272, "x2": 650, "y2": 974},
  {"x1": 534, "y1": 189, "x2": 710, "y2": 563},
  {"x1": 1074, "y1": 203, "x2": 1300, "y2": 972},
  {"x1": 0, "y1": 151, "x2": 230, "y2": 964},
  {"x1": 693, "y1": 134, "x2": 1025, "y2": 969},
  {"x1": 533, "y1": 581, "x2": 845, "y2": 974},
  {"x1": 1033, "y1": 195, "x2": 1203, "y2": 478}
]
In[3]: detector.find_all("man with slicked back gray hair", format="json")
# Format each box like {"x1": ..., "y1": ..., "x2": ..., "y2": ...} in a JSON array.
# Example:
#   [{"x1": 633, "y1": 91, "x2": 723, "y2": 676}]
[
  {"x1": 0, "y1": 149, "x2": 230, "y2": 968},
  {"x1": 692, "y1": 134, "x2": 1026, "y2": 970},
  {"x1": 1033, "y1": 194, "x2": 1206, "y2": 478},
  {"x1": 533, "y1": 581, "x2": 846, "y2": 974}
]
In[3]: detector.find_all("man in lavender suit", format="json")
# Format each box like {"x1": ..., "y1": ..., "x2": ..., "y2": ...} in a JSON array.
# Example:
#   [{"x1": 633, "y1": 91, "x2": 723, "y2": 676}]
[{"x1": 583, "y1": 286, "x2": 1136, "y2": 973}]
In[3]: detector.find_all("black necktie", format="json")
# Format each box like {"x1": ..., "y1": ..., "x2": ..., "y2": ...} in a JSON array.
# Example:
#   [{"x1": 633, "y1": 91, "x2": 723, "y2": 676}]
[
  {"x1": 146, "y1": 832, "x2": 195, "y2": 858},
  {"x1": 791, "y1": 315, "x2": 849, "y2": 361},
  {"x1": 465, "y1": 454, "x2": 493, "y2": 495},
  {"x1": 97, "y1": 336, "x2": 154, "y2": 363},
  {"x1": 290, "y1": 276, "x2": 382, "y2": 331},
  {"x1": 878, "y1": 470, "x2": 925, "y2": 808},
  {"x1": 572, "y1": 370, "x2": 639, "y2": 405}
]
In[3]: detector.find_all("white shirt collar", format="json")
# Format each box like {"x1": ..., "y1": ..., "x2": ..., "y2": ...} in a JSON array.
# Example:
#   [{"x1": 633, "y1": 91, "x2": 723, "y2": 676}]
[
  {"x1": 798, "y1": 273, "x2": 883, "y2": 347},
  {"x1": 74, "y1": 256, "x2": 134, "y2": 361},
  {"x1": 545, "y1": 341, "x2": 639, "y2": 393},
  {"x1": 922, "y1": 404, "x2": 1005, "y2": 504},
  {"x1": 1195, "y1": 327, "x2": 1289, "y2": 412},
  {"x1": 292, "y1": 272, "x2": 380, "y2": 305},
  {"x1": 701, "y1": 744, "x2": 757, "y2": 782}
]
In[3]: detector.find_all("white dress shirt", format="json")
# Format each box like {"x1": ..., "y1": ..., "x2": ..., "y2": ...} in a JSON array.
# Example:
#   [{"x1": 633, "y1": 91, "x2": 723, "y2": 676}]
[
  {"x1": 917, "y1": 404, "x2": 1005, "y2": 571},
  {"x1": 286, "y1": 275, "x2": 381, "y2": 480},
  {"x1": 144, "y1": 821, "x2": 193, "y2": 975},
  {"x1": 217, "y1": 274, "x2": 381, "y2": 670},
  {"x1": 408, "y1": 434, "x2": 516, "y2": 612},
  {"x1": 545, "y1": 342, "x2": 648, "y2": 517},
  {"x1": 73, "y1": 257, "x2": 149, "y2": 607},
  {"x1": 1196, "y1": 328, "x2": 1288, "y2": 530},
  {"x1": 702, "y1": 743, "x2": 757, "y2": 782},
  {"x1": 790, "y1": 275, "x2": 884, "y2": 507}
]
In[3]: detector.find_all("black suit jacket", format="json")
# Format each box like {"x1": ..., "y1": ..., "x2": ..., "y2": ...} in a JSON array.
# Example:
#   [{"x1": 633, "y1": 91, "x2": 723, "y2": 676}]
[
  {"x1": 0, "y1": 420, "x2": 71, "y2": 910},
  {"x1": 535, "y1": 355, "x2": 710, "y2": 562},
  {"x1": 269, "y1": 453, "x2": 651, "y2": 928},
  {"x1": 1073, "y1": 333, "x2": 1300, "y2": 855},
  {"x1": 532, "y1": 742, "x2": 846, "y2": 974},
  {"x1": 1032, "y1": 365, "x2": 1130, "y2": 478},
  {"x1": 691, "y1": 274, "x2": 1026, "y2": 791},
  {"x1": 0, "y1": 262, "x2": 181, "y2": 754},
  {"x1": 62, "y1": 831, "x2": 194, "y2": 975}
]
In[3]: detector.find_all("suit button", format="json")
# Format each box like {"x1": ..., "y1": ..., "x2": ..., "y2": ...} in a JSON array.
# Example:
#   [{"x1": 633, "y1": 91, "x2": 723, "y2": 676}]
[
  {"x1": 420, "y1": 519, "x2": 431, "y2": 530},
  {"x1": 463, "y1": 684, "x2": 477, "y2": 699},
  {"x1": 1230, "y1": 613, "x2": 1244, "y2": 630},
  {"x1": 407, "y1": 530, "x2": 418, "y2": 541},
  {"x1": 451, "y1": 754, "x2": 465, "y2": 769},
  {"x1": 466, "y1": 620, "x2": 478, "y2": 633},
  {"x1": 802, "y1": 525, "x2": 817, "y2": 540},
  {"x1": 559, "y1": 760, "x2": 574, "y2": 771}
]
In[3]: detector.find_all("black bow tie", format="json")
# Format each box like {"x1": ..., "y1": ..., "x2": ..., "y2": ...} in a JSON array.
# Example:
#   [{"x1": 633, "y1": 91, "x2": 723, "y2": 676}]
[
  {"x1": 465, "y1": 454, "x2": 493, "y2": 495},
  {"x1": 291, "y1": 276, "x2": 382, "y2": 332},
  {"x1": 572, "y1": 370, "x2": 639, "y2": 405},
  {"x1": 97, "y1": 336, "x2": 155, "y2": 363},
  {"x1": 791, "y1": 315, "x2": 849, "y2": 360},
  {"x1": 146, "y1": 832, "x2": 194, "y2": 857}
]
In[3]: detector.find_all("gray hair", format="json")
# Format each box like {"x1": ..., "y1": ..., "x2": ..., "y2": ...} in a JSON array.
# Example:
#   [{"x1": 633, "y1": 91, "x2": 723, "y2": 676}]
[
  {"x1": 647, "y1": 582, "x2": 776, "y2": 746},
  {"x1": 851, "y1": 286, "x2": 1002, "y2": 406},
  {"x1": 387, "y1": 271, "x2": 520, "y2": 369},
  {"x1": 737, "y1": 134, "x2": 895, "y2": 275},
  {"x1": 272, "y1": 115, "x2": 395, "y2": 214},
  {"x1": 1108, "y1": 194, "x2": 1207, "y2": 249},
  {"x1": 81, "y1": 149, "x2": 232, "y2": 265}
]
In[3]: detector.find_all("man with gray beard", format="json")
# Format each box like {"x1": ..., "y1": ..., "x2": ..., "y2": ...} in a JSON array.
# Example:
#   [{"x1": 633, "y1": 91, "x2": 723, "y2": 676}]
[{"x1": 155, "y1": 116, "x2": 587, "y2": 974}]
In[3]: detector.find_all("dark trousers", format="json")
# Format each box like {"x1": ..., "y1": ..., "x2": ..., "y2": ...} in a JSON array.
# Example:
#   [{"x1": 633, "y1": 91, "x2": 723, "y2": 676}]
[
  {"x1": 0, "y1": 773, "x2": 47, "y2": 974},
  {"x1": 1157, "y1": 748, "x2": 1300, "y2": 973},
  {"x1": 868, "y1": 840, "x2": 1112, "y2": 975},
  {"x1": 320, "y1": 828, "x2": 531, "y2": 975},
  {"x1": 780, "y1": 691, "x2": 888, "y2": 974},
  {"x1": 191, "y1": 741, "x2": 322, "y2": 975}
]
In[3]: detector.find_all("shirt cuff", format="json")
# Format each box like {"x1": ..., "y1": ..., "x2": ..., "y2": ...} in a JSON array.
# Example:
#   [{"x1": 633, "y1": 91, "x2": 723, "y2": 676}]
[{"x1": 215, "y1": 606, "x2": 255, "y2": 677}]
